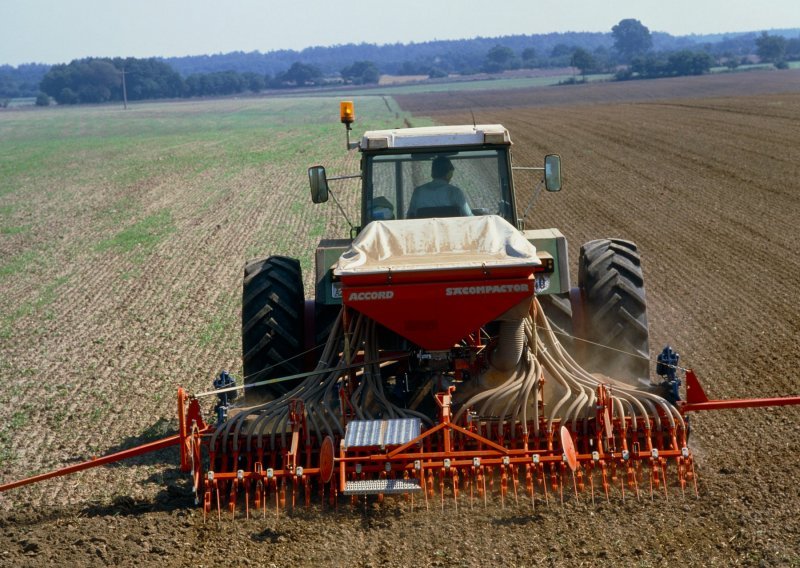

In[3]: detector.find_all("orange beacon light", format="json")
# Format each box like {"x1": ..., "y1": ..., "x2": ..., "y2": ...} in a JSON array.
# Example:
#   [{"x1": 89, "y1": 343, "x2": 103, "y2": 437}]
[{"x1": 340, "y1": 101, "x2": 355, "y2": 126}]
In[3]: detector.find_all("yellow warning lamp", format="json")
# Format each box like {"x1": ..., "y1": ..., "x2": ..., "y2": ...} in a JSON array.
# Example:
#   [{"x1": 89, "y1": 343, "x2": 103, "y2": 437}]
[{"x1": 340, "y1": 101, "x2": 355, "y2": 127}]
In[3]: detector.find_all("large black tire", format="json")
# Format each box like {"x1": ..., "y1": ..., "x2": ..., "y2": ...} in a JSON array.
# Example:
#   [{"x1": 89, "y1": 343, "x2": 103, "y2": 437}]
[
  {"x1": 313, "y1": 302, "x2": 341, "y2": 355},
  {"x1": 578, "y1": 239, "x2": 650, "y2": 383},
  {"x1": 242, "y1": 256, "x2": 305, "y2": 399}
]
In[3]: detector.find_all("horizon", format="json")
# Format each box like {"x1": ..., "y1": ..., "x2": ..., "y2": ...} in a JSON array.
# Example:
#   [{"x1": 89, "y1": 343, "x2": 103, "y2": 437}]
[{"x1": 2, "y1": 0, "x2": 798, "y2": 67}]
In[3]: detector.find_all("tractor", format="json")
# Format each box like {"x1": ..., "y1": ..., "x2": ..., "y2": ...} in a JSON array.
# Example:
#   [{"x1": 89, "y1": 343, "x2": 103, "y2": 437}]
[
  {"x1": 244, "y1": 101, "x2": 650, "y2": 405},
  {"x1": 225, "y1": 101, "x2": 674, "y2": 505}
]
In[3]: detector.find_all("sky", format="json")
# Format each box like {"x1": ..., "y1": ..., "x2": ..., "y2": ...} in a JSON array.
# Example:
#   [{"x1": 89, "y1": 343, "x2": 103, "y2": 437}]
[{"x1": 1, "y1": 0, "x2": 798, "y2": 66}]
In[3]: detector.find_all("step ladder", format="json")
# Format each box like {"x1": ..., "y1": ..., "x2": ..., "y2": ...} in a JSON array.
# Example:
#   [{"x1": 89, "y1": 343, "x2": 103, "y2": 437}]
[{"x1": 342, "y1": 418, "x2": 423, "y2": 496}]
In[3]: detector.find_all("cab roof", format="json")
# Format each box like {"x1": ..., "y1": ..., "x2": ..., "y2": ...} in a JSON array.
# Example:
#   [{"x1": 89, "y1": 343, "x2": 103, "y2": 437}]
[{"x1": 361, "y1": 124, "x2": 511, "y2": 151}]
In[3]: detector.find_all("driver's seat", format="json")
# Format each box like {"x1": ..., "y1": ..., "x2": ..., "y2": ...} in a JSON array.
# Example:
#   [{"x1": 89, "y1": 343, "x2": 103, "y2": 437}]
[{"x1": 409, "y1": 206, "x2": 462, "y2": 219}]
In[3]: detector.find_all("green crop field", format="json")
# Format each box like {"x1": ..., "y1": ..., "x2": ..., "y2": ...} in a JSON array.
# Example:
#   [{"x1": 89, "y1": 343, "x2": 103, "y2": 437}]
[
  {"x1": 0, "y1": 95, "x2": 422, "y2": 319},
  {"x1": 338, "y1": 72, "x2": 613, "y2": 96},
  {"x1": 0, "y1": 95, "x2": 429, "y2": 503}
]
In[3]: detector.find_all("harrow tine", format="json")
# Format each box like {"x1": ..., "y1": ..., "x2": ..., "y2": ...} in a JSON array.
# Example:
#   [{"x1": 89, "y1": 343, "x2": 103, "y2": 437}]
[
  {"x1": 571, "y1": 470, "x2": 578, "y2": 502},
  {"x1": 203, "y1": 481, "x2": 211, "y2": 523},
  {"x1": 677, "y1": 459, "x2": 686, "y2": 499},
  {"x1": 678, "y1": 460, "x2": 688, "y2": 498},
  {"x1": 541, "y1": 466, "x2": 549, "y2": 506},
  {"x1": 482, "y1": 470, "x2": 487, "y2": 509},
  {"x1": 512, "y1": 467, "x2": 519, "y2": 507},
  {"x1": 661, "y1": 462, "x2": 669, "y2": 501},
  {"x1": 500, "y1": 463, "x2": 508, "y2": 509},
  {"x1": 529, "y1": 479, "x2": 535, "y2": 511},
  {"x1": 452, "y1": 472, "x2": 458, "y2": 512},
  {"x1": 526, "y1": 466, "x2": 535, "y2": 511},
  {"x1": 469, "y1": 468, "x2": 474, "y2": 509},
  {"x1": 423, "y1": 470, "x2": 430, "y2": 512},
  {"x1": 440, "y1": 475, "x2": 445, "y2": 512}
]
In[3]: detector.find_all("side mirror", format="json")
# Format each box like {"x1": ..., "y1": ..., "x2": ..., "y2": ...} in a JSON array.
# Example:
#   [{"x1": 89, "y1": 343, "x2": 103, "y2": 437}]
[
  {"x1": 308, "y1": 166, "x2": 330, "y2": 203},
  {"x1": 544, "y1": 154, "x2": 562, "y2": 192}
]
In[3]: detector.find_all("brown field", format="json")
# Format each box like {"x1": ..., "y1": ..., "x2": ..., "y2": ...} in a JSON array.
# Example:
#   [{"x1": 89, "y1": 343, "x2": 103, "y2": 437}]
[{"x1": 1, "y1": 71, "x2": 799, "y2": 567}]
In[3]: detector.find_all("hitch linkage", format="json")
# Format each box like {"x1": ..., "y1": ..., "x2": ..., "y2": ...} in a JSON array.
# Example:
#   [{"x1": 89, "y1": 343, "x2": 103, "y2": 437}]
[
  {"x1": 657, "y1": 346, "x2": 681, "y2": 404},
  {"x1": 213, "y1": 370, "x2": 237, "y2": 424}
]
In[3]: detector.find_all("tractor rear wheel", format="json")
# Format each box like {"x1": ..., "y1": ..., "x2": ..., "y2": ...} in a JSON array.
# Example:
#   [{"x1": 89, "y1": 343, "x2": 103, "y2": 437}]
[
  {"x1": 578, "y1": 239, "x2": 650, "y2": 383},
  {"x1": 242, "y1": 256, "x2": 305, "y2": 400}
]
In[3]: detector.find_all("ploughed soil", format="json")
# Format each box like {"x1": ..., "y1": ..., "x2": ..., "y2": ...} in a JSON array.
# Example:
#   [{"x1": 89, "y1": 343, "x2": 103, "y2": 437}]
[{"x1": 2, "y1": 70, "x2": 800, "y2": 567}]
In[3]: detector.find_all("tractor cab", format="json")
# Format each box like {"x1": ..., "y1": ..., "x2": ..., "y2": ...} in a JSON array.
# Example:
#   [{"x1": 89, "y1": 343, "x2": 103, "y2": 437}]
[
  {"x1": 360, "y1": 126, "x2": 517, "y2": 225},
  {"x1": 307, "y1": 101, "x2": 562, "y2": 232}
]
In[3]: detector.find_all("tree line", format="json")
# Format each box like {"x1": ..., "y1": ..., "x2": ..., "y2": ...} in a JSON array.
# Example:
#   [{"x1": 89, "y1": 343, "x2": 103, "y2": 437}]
[
  {"x1": 159, "y1": 26, "x2": 799, "y2": 78},
  {"x1": 34, "y1": 57, "x2": 384, "y2": 105},
  {"x1": 0, "y1": 63, "x2": 50, "y2": 99},
  {"x1": 4, "y1": 22, "x2": 798, "y2": 106}
]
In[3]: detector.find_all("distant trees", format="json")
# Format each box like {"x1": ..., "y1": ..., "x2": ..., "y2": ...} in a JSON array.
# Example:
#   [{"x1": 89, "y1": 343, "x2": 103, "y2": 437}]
[
  {"x1": 341, "y1": 61, "x2": 380, "y2": 84},
  {"x1": 35, "y1": 54, "x2": 383, "y2": 105},
  {"x1": 39, "y1": 56, "x2": 299, "y2": 103},
  {"x1": 397, "y1": 61, "x2": 425, "y2": 75},
  {"x1": 755, "y1": 32, "x2": 787, "y2": 64},
  {"x1": 610, "y1": 18, "x2": 719, "y2": 82},
  {"x1": 41, "y1": 59, "x2": 119, "y2": 104},
  {"x1": 274, "y1": 62, "x2": 322, "y2": 86},
  {"x1": 10, "y1": 26, "x2": 797, "y2": 107},
  {"x1": 184, "y1": 71, "x2": 247, "y2": 97},
  {"x1": 395, "y1": 60, "x2": 452, "y2": 78},
  {"x1": 622, "y1": 49, "x2": 713, "y2": 79},
  {"x1": 242, "y1": 72, "x2": 266, "y2": 92},
  {"x1": 483, "y1": 45, "x2": 517, "y2": 72},
  {"x1": 666, "y1": 50, "x2": 714, "y2": 75},
  {"x1": 520, "y1": 48, "x2": 537, "y2": 68},
  {"x1": 787, "y1": 38, "x2": 800, "y2": 60},
  {"x1": 40, "y1": 57, "x2": 182, "y2": 104},
  {"x1": 612, "y1": 19, "x2": 653, "y2": 61},
  {"x1": 111, "y1": 57, "x2": 183, "y2": 100},
  {"x1": 0, "y1": 64, "x2": 50, "y2": 99},
  {"x1": 570, "y1": 48, "x2": 597, "y2": 76}
]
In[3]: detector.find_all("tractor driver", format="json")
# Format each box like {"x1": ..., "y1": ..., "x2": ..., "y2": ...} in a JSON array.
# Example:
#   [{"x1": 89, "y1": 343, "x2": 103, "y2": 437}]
[{"x1": 407, "y1": 156, "x2": 472, "y2": 218}]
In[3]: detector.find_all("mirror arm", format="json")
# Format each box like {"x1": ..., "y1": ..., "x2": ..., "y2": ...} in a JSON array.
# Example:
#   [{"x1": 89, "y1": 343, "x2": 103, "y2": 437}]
[
  {"x1": 326, "y1": 174, "x2": 362, "y2": 182},
  {"x1": 521, "y1": 179, "x2": 545, "y2": 222},
  {"x1": 327, "y1": 187, "x2": 355, "y2": 234}
]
